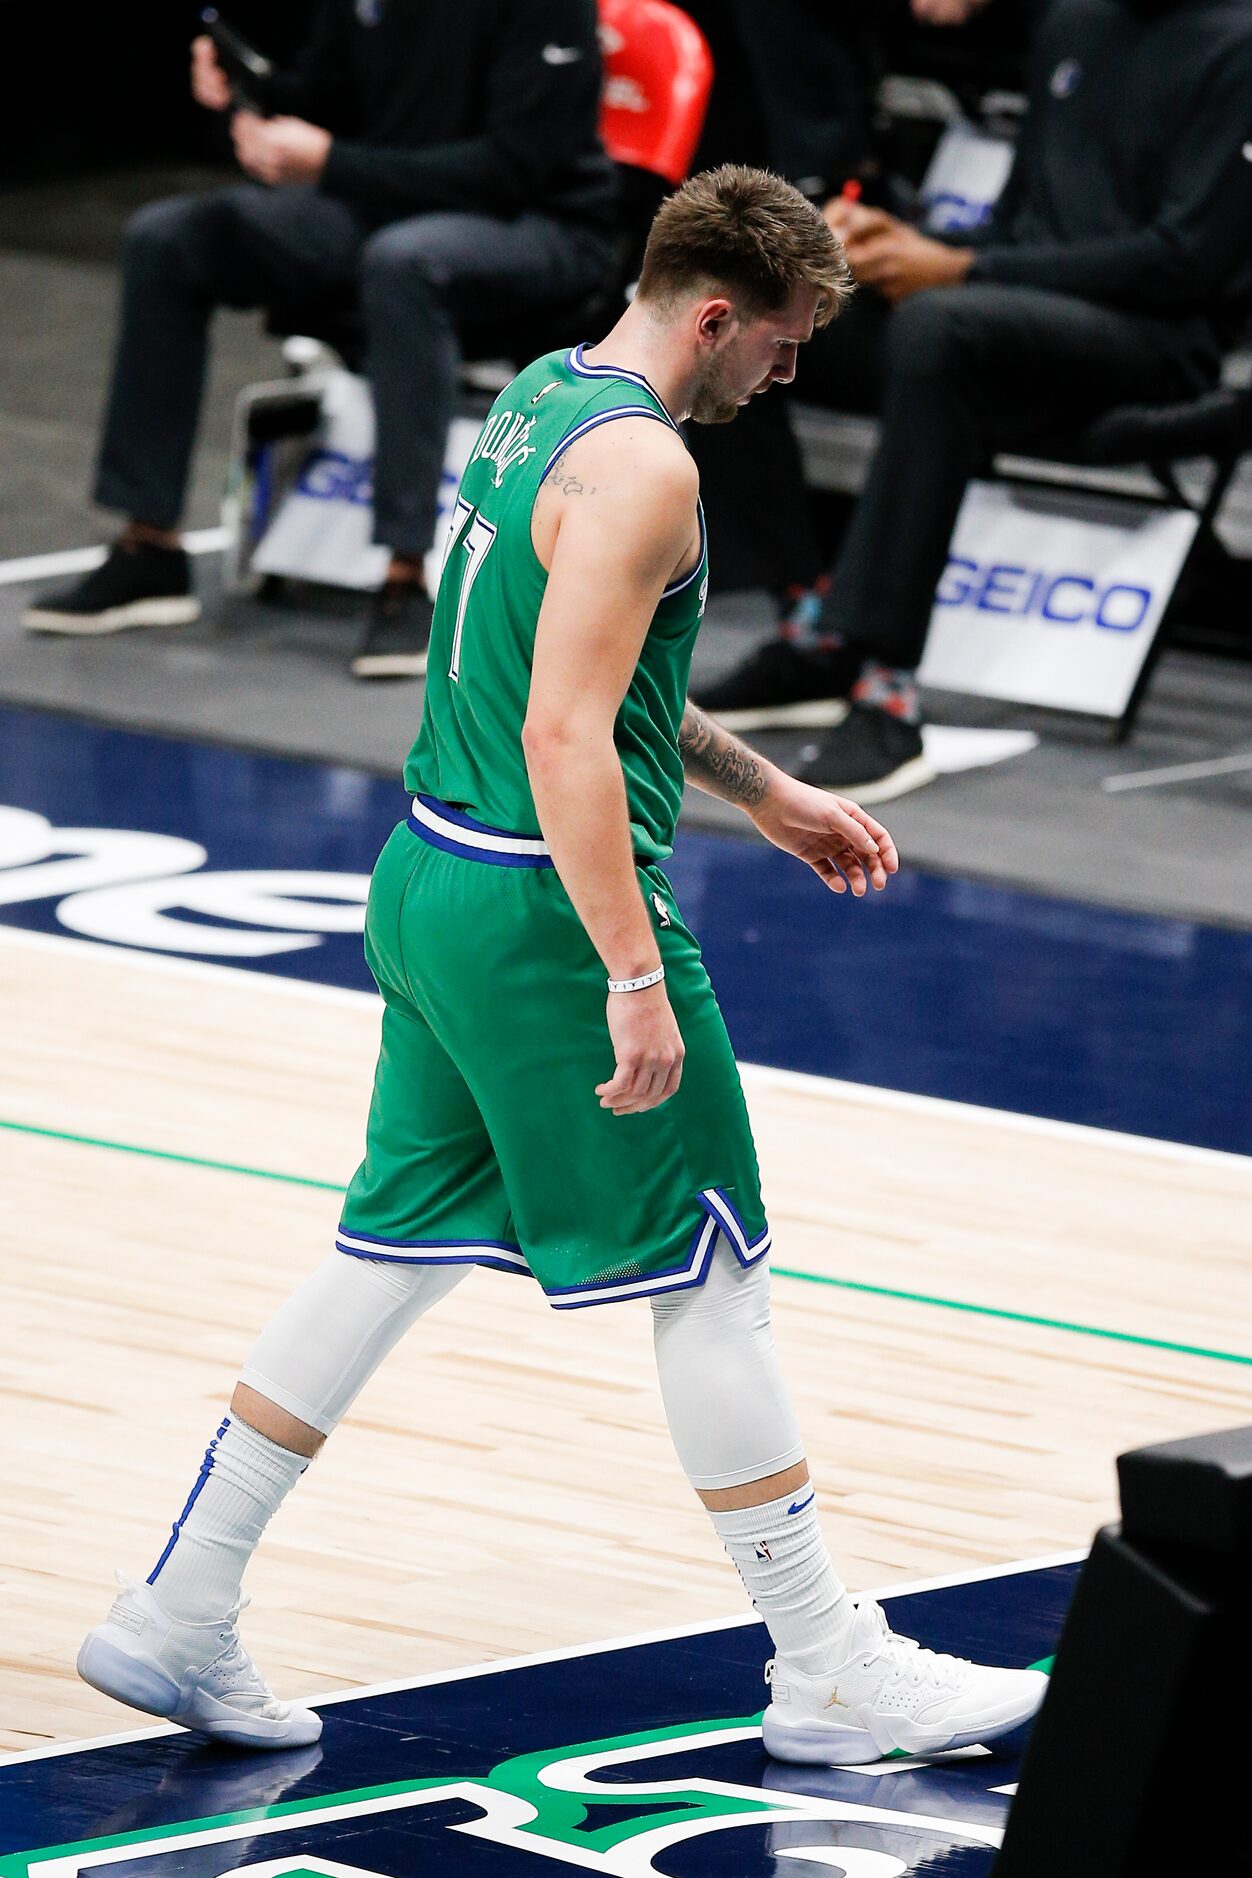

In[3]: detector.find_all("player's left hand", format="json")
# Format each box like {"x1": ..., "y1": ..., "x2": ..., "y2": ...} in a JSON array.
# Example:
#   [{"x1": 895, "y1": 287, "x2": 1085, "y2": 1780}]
[
  {"x1": 750, "y1": 773, "x2": 899, "y2": 896},
  {"x1": 232, "y1": 113, "x2": 332, "y2": 186}
]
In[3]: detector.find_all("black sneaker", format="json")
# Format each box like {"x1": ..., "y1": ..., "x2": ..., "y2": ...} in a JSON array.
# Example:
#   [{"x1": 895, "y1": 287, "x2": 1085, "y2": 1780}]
[
  {"x1": 693, "y1": 638, "x2": 863, "y2": 730},
  {"x1": 351, "y1": 581, "x2": 433, "y2": 679},
  {"x1": 22, "y1": 540, "x2": 200, "y2": 635},
  {"x1": 795, "y1": 703, "x2": 935, "y2": 804}
]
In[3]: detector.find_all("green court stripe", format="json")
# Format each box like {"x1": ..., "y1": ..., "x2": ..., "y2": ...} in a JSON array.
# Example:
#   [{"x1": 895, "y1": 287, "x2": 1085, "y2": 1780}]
[
  {"x1": 0, "y1": 1116, "x2": 343, "y2": 1192},
  {"x1": 769, "y1": 1264, "x2": 1252, "y2": 1368},
  {"x1": 4, "y1": 1115, "x2": 1249, "y2": 1370}
]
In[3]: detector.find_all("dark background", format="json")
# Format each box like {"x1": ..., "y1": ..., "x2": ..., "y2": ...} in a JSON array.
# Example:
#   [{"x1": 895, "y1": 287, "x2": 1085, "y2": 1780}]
[
  {"x1": 0, "y1": 0, "x2": 1034, "y2": 186},
  {"x1": 0, "y1": 0, "x2": 309, "y2": 182}
]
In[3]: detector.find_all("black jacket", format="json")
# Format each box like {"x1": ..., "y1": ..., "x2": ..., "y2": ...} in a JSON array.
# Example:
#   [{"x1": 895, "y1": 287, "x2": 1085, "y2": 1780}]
[
  {"x1": 971, "y1": 0, "x2": 1252, "y2": 368},
  {"x1": 261, "y1": 0, "x2": 617, "y2": 231}
]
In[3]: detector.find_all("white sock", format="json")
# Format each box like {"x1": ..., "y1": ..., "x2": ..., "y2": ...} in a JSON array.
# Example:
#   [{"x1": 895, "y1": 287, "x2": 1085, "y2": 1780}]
[
  {"x1": 708, "y1": 1481, "x2": 855, "y2": 1676},
  {"x1": 146, "y1": 1414, "x2": 309, "y2": 1622}
]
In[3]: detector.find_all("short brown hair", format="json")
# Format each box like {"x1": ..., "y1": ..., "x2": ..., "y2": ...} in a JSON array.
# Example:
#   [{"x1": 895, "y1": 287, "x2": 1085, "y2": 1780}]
[{"x1": 636, "y1": 164, "x2": 853, "y2": 327}]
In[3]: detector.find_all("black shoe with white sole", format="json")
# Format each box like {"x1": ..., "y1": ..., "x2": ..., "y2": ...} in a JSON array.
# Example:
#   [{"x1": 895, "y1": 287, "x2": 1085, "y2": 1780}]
[
  {"x1": 23, "y1": 541, "x2": 200, "y2": 635},
  {"x1": 692, "y1": 638, "x2": 863, "y2": 730},
  {"x1": 795, "y1": 704, "x2": 935, "y2": 804},
  {"x1": 351, "y1": 582, "x2": 433, "y2": 679}
]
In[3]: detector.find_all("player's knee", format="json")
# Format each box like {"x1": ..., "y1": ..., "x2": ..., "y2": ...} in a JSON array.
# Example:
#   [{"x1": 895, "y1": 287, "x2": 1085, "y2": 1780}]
[{"x1": 651, "y1": 1235, "x2": 773, "y2": 1340}]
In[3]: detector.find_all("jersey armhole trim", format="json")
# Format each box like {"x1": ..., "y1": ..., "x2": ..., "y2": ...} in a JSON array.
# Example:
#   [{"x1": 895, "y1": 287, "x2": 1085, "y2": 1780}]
[
  {"x1": 539, "y1": 404, "x2": 673, "y2": 481},
  {"x1": 538, "y1": 408, "x2": 703, "y2": 597},
  {"x1": 661, "y1": 499, "x2": 706, "y2": 599}
]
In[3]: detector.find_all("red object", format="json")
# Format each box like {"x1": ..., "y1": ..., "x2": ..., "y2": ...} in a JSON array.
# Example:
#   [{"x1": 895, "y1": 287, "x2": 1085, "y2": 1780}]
[
  {"x1": 597, "y1": 0, "x2": 713, "y2": 186},
  {"x1": 840, "y1": 179, "x2": 863, "y2": 203}
]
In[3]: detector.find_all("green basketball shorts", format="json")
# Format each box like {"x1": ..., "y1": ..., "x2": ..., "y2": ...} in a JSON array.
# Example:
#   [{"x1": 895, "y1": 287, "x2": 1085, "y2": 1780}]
[{"x1": 336, "y1": 795, "x2": 770, "y2": 1309}]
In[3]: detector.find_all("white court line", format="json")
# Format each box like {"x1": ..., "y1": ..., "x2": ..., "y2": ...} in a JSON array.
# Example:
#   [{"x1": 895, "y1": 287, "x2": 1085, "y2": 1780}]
[
  {"x1": 0, "y1": 922, "x2": 379, "y2": 1013},
  {"x1": 0, "y1": 528, "x2": 229, "y2": 590},
  {"x1": 0, "y1": 1548, "x2": 1084, "y2": 1765},
  {"x1": 0, "y1": 922, "x2": 1244, "y2": 1172},
  {"x1": 736, "y1": 1060, "x2": 1249, "y2": 1173},
  {"x1": 1102, "y1": 751, "x2": 1252, "y2": 793}
]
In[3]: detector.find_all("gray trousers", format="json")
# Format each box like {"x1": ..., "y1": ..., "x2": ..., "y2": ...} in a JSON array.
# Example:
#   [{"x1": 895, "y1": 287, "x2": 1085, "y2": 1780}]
[{"x1": 94, "y1": 184, "x2": 614, "y2": 554}]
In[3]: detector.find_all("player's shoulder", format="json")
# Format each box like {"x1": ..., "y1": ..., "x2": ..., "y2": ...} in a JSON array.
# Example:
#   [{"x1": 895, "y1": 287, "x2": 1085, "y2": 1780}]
[{"x1": 563, "y1": 410, "x2": 697, "y2": 496}]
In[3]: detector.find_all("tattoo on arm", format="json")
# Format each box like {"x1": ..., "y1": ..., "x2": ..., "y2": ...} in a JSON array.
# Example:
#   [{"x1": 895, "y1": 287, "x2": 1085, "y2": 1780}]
[
  {"x1": 678, "y1": 703, "x2": 769, "y2": 809},
  {"x1": 541, "y1": 451, "x2": 595, "y2": 497}
]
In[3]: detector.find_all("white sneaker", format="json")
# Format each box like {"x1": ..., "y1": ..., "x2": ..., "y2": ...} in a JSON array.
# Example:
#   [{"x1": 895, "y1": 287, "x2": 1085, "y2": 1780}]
[
  {"x1": 77, "y1": 1575, "x2": 322, "y2": 1750},
  {"x1": 762, "y1": 1597, "x2": 1047, "y2": 1766}
]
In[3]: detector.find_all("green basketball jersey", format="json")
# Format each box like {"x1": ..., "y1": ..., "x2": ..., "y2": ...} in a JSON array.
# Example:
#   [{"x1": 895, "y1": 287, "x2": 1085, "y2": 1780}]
[{"x1": 404, "y1": 345, "x2": 708, "y2": 864}]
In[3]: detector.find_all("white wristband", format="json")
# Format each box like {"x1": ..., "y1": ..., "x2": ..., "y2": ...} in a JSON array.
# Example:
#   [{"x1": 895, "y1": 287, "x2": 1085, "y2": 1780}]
[{"x1": 606, "y1": 965, "x2": 665, "y2": 995}]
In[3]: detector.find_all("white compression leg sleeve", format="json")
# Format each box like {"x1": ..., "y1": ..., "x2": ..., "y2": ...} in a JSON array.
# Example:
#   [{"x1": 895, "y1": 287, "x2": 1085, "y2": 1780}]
[
  {"x1": 239, "y1": 1252, "x2": 469, "y2": 1436},
  {"x1": 652, "y1": 1237, "x2": 854, "y2": 1673},
  {"x1": 650, "y1": 1235, "x2": 805, "y2": 1490}
]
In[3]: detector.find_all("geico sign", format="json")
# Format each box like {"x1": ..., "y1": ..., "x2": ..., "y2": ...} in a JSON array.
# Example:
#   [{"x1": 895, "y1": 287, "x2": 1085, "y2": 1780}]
[
  {"x1": 294, "y1": 446, "x2": 375, "y2": 506},
  {"x1": 936, "y1": 556, "x2": 1152, "y2": 632}
]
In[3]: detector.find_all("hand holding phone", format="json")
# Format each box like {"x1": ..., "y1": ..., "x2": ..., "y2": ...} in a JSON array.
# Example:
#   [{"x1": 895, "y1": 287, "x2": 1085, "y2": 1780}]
[
  {"x1": 191, "y1": 35, "x2": 232, "y2": 112},
  {"x1": 198, "y1": 9, "x2": 273, "y2": 114}
]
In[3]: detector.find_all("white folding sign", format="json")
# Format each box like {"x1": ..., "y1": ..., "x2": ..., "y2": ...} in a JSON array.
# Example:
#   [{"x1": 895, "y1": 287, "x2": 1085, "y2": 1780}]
[
  {"x1": 918, "y1": 481, "x2": 1198, "y2": 717},
  {"x1": 920, "y1": 123, "x2": 1014, "y2": 236},
  {"x1": 252, "y1": 370, "x2": 479, "y2": 593}
]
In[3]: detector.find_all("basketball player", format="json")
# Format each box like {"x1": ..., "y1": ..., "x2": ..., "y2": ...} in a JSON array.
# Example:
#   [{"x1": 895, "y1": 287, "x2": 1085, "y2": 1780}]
[{"x1": 79, "y1": 167, "x2": 1047, "y2": 1765}]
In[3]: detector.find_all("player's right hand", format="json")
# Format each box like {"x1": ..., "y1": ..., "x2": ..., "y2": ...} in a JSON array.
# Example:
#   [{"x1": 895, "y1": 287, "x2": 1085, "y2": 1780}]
[
  {"x1": 191, "y1": 36, "x2": 232, "y2": 112},
  {"x1": 597, "y1": 984, "x2": 685, "y2": 1116}
]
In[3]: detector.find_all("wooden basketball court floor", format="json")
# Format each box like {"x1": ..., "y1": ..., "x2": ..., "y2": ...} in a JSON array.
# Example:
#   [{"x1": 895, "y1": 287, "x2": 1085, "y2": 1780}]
[{"x1": 3, "y1": 917, "x2": 1249, "y2": 1759}]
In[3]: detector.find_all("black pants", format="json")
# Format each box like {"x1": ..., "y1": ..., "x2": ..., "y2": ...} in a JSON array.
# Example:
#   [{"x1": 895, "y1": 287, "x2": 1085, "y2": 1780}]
[
  {"x1": 694, "y1": 283, "x2": 1208, "y2": 668},
  {"x1": 94, "y1": 185, "x2": 614, "y2": 555}
]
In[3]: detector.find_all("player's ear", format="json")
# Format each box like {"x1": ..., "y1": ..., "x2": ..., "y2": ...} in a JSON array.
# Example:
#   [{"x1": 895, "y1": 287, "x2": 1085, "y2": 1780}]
[{"x1": 695, "y1": 298, "x2": 735, "y2": 348}]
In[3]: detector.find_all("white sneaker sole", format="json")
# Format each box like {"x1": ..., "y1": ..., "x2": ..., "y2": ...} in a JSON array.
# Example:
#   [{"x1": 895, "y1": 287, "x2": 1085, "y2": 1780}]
[
  {"x1": 699, "y1": 699, "x2": 850, "y2": 731},
  {"x1": 816, "y1": 752, "x2": 936, "y2": 806},
  {"x1": 22, "y1": 597, "x2": 201, "y2": 635},
  {"x1": 78, "y1": 1625, "x2": 322, "y2": 1749},
  {"x1": 762, "y1": 1672, "x2": 1047, "y2": 1766},
  {"x1": 350, "y1": 652, "x2": 428, "y2": 679}
]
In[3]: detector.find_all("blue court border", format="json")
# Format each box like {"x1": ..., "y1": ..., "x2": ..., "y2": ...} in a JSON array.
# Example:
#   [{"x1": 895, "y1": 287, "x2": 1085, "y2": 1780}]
[
  {"x1": 0, "y1": 701, "x2": 1249, "y2": 1153},
  {"x1": 0, "y1": 1556, "x2": 1081, "y2": 1878}
]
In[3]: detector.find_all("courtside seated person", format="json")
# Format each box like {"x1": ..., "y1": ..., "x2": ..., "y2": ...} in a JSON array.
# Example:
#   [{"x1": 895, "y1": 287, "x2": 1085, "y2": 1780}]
[
  {"x1": 695, "y1": 0, "x2": 1252, "y2": 800},
  {"x1": 24, "y1": 0, "x2": 616, "y2": 680}
]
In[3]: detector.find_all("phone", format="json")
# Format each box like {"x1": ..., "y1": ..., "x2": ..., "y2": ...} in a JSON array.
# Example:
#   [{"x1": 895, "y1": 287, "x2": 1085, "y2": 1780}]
[{"x1": 201, "y1": 8, "x2": 273, "y2": 113}]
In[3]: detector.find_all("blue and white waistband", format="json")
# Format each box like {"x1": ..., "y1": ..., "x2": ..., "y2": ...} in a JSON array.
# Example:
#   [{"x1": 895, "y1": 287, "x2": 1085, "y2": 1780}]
[{"x1": 407, "y1": 794, "x2": 556, "y2": 868}]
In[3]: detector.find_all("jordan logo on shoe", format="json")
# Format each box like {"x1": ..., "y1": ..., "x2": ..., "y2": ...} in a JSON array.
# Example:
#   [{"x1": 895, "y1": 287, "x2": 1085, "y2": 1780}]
[{"x1": 824, "y1": 1686, "x2": 849, "y2": 1710}]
